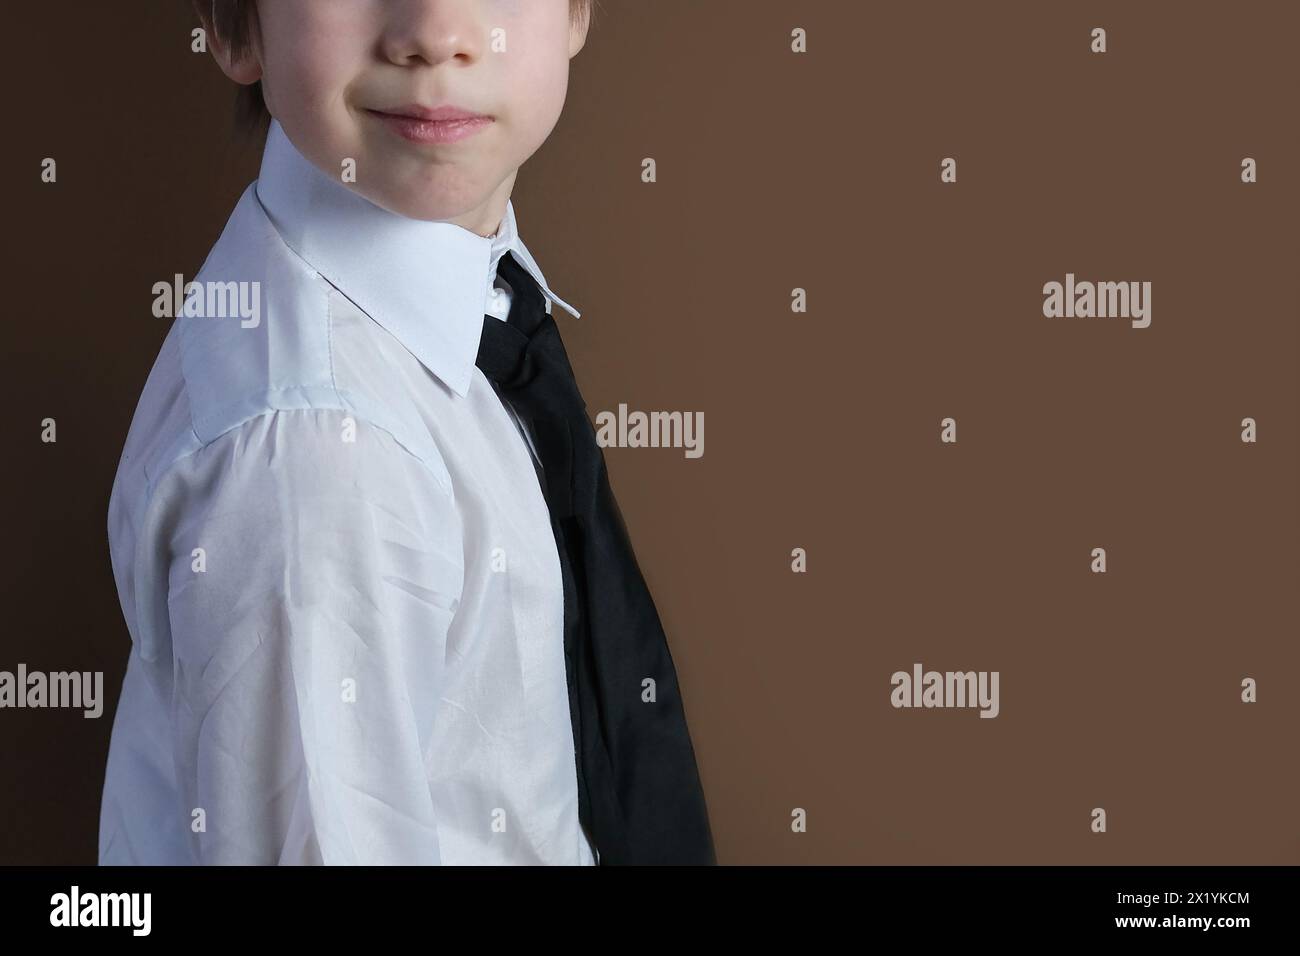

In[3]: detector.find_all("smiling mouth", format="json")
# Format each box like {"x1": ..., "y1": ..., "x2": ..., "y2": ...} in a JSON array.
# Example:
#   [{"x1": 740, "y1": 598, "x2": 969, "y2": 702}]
[{"x1": 365, "y1": 107, "x2": 495, "y2": 145}]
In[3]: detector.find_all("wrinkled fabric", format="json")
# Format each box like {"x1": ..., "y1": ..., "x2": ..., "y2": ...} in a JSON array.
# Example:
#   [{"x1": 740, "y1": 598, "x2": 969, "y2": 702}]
[{"x1": 99, "y1": 121, "x2": 597, "y2": 866}]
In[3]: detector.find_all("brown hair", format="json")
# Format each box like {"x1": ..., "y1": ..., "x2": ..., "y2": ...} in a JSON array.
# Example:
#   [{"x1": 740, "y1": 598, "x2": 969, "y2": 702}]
[{"x1": 197, "y1": 0, "x2": 596, "y2": 136}]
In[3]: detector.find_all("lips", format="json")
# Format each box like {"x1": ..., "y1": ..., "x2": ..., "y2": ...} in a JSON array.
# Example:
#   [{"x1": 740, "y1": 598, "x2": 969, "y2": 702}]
[
  {"x1": 371, "y1": 104, "x2": 490, "y2": 122},
  {"x1": 365, "y1": 104, "x2": 495, "y2": 145}
]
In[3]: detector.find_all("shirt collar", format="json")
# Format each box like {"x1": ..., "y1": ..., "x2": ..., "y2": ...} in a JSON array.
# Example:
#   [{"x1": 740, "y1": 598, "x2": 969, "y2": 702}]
[{"x1": 253, "y1": 118, "x2": 580, "y2": 398}]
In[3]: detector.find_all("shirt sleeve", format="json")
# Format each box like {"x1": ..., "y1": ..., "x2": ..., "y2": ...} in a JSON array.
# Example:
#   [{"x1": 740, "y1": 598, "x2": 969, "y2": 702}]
[{"x1": 145, "y1": 407, "x2": 464, "y2": 864}]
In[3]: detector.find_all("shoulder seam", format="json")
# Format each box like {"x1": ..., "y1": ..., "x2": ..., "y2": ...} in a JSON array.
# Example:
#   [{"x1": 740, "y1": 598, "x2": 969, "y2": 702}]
[{"x1": 147, "y1": 402, "x2": 456, "y2": 509}]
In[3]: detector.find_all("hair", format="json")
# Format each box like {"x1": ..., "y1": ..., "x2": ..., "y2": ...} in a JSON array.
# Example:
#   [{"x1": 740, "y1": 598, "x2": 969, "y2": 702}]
[{"x1": 199, "y1": 0, "x2": 596, "y2": 137}]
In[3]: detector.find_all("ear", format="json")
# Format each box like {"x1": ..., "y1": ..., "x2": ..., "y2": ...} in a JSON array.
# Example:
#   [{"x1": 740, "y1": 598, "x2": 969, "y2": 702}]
[
  {"x1": 192, "y1": 0, "x2": 262, "y2": 85},
  {"x1": 569, "y1": 2, "x2": 591, "y2": 58}
]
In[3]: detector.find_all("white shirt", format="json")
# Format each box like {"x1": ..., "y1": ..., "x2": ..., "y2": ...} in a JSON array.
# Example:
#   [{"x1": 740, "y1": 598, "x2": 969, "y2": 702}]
[{"x1": 99, "y1": 118, "x2": 599, "y2": 865}]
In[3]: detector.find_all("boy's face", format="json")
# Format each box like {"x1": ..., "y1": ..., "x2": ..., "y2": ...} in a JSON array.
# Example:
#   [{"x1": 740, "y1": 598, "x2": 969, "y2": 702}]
[{"x1": 218, "y1": 0, "x2": 588, "y2": 233}]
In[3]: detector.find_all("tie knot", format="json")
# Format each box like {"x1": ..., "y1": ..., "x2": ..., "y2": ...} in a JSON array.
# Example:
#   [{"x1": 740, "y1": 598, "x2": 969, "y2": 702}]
[
  {"x1": 476, "y1": 252, "x2": 556, "y2": 390},
  {"x1": 495, "y1": 250, "x2": 549, "y2": 335},
  {"x1": 477, "y1": 313, "x2": 548, "y2": 388}
]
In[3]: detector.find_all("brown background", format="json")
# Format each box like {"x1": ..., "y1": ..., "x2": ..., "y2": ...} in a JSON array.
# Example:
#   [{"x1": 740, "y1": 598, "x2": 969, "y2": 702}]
[{"x1": 2, "y1": 0, "x2": 1296, "y2": 864}]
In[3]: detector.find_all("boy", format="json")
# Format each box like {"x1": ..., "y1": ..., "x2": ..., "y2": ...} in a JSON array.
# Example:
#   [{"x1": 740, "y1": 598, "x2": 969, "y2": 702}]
[{"x1": 98, "y1": 0, "x2": 715, "y2": 865}]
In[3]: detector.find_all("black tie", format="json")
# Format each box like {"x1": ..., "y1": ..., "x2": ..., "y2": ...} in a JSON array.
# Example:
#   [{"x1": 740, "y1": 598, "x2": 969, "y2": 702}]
[{"x1": 475, "y1": 251, "x2": 716, "y2": 865}]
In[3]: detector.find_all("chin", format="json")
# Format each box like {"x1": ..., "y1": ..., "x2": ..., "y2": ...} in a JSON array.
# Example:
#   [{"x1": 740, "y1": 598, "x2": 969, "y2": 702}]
[{"x1": 373, "y1": 176, "x2": 493, "y2": 224}]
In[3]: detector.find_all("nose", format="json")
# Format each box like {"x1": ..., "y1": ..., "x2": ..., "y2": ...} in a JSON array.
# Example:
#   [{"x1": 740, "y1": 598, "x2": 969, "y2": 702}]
[{"x1": 379, "y1": 0, "x2": 485, "y2": 68}]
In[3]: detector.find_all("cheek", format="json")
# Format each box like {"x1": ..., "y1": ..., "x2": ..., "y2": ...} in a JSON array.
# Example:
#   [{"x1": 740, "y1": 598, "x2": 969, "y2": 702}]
[
  {"x1": 260, "y1": 5, "x2": 370, "y2": 117},
  {"x1": 497, "y1": 0, "x2": 572, "y2": 101},
  {"x1": 270, "y1": 44, "x2": 356, "y2": 116},
  {"x1": 502, "y1": 37, "x2": 571, "y2": 138}
]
